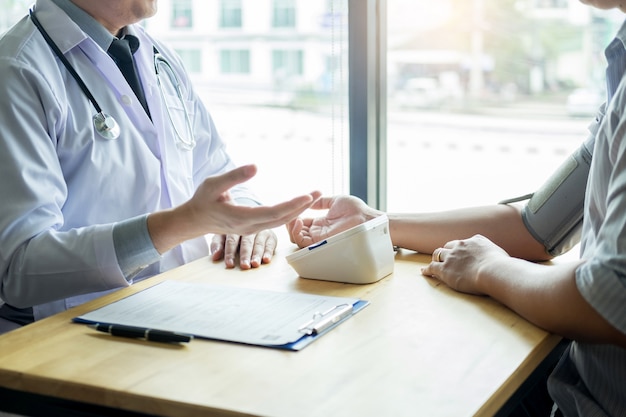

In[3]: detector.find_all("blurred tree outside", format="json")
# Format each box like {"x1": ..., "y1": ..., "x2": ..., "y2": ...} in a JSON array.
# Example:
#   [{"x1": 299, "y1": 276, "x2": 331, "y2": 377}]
[{"x1": 391, "y1": 0, "x2": 592, "y2": 100}]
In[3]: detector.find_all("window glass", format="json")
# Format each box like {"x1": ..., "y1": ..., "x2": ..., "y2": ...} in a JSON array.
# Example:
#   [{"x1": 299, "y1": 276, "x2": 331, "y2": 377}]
[
  {"x1": 272, "y1": 50, "x2": 304, "y2": 77},
  {"x1": 272, "y1": 0, "x2": 296, "y2": 29},
  {"x1": 220, "y1": 0, "x2": 242, "y2": 28},
  {"x1": 147, "y1": 0, "x2": 349, "y2": 204},
  {"x1": 171, "y1": 0, "x2": 193, "y2": 29},
  {"x1": 386, "y1": 0, "x2": 621, "y2": 213},
  {"x1": 175, "y1": 49, "x2": 202, "y2": 73},
  {"x1": 220, "y1": 49, "x2": 250, "y2": 74}
]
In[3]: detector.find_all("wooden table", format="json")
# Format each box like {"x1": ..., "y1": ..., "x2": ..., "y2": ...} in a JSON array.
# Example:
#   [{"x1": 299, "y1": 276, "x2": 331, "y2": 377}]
[{"x1": 0, "y1": 237, "x2": 563, "y2": 417}]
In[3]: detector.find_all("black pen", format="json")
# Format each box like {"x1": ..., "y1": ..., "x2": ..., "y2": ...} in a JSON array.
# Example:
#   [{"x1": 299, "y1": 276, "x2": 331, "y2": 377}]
[{"x1": 88, "y1": 323, "x2": 193, "y2": 343}]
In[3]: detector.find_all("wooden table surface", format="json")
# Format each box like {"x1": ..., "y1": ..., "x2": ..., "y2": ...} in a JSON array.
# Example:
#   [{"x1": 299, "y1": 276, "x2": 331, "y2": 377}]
[{"x1": 0, "y1": 238, "x2": 562, "y2": 417}]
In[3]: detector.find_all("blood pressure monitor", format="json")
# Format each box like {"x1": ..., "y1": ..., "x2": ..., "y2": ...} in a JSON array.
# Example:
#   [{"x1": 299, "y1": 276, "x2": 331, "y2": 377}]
[{"x1": 286, "y1": 214, "x2": 395, "y2": 284}]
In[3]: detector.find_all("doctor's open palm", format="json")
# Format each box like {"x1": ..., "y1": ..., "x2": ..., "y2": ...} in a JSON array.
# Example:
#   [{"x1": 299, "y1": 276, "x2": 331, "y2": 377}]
[{"x1": 148, "y1": 165, "x2": 321, "y2": 255}]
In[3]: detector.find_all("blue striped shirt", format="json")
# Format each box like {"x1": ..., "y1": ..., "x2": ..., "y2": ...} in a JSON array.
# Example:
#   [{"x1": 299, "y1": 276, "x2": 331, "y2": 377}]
[{"x1": 548, "y1": 18, "x2": 626, "y2": 417}]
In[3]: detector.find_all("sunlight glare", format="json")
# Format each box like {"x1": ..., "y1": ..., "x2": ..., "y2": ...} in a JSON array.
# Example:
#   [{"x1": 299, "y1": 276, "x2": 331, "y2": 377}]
[{"x1": 388, "y1": 0, "x2": 453, "y2": 32}]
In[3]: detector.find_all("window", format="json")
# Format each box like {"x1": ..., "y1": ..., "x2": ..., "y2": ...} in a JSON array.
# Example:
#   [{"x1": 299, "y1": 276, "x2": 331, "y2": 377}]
[
  {"x1": 175, "y1": 49, "x2": 202, "y2": 73},
  {"x1": 171, "y1": 0, "x2": 193, "y2": 28},
  {"x1": 272, "y1": 0, "x2": 296, "y2": 28},
  {"x1": 145, "y1": 0, "x2": 349, "y2": 204},
  {"x1": 220, "y1": 49, "x2": 250, "y2": 74},
  {"x1": 384, "y1": 0, "x2": 617, "y2": 212},
  {"x1": 272, "y1": 50, "x2": 304, "y2": 78},
  {"x1": 220, "y1": 0, "x2": 242, "y2": 28}
]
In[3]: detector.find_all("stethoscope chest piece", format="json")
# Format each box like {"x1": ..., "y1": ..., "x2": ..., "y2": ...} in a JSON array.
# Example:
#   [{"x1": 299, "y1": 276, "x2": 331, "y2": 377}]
[{"x1": 93, "y1": 112, "x2": 120, "y2": 140}]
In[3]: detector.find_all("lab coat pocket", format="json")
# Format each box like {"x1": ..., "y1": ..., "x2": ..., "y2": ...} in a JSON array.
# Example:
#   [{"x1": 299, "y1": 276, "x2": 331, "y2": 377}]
[{"x1": 160, "y1": 91, "x2": 196, "y2": 151}]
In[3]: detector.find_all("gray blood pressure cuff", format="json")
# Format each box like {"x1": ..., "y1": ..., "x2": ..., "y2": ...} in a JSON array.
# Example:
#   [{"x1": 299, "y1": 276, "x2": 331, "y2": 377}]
[{"x1": 500, "y1": 112, "x2": 601, "y2": 256}]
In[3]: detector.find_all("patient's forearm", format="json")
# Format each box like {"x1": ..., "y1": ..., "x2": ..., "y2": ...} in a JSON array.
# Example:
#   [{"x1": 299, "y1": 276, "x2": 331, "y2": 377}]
[{"x1": 388, "y1": 205, "x2": 550, "y2": 261}]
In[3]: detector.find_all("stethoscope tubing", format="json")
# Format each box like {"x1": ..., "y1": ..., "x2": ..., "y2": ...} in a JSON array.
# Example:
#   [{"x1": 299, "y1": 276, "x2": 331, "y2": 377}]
[
  {"x1": 28, "y1": 9, "x2": 195, "y2": 148},
  {"x1": 154, "y1": 54, "x2": 196, "y2": 150},
  {"x1": 29, "y1": 9, "x2": 104, "y2": 115}
]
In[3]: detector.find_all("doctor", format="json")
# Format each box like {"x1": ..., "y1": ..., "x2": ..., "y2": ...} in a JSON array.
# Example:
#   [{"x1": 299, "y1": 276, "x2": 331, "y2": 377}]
[{"x1": 0, "y1": 0, "x2": 320, "y2": 329}]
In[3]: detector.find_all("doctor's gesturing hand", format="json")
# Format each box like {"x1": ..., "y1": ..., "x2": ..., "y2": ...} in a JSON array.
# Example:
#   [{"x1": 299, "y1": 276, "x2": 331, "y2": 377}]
[{"x1": 148, "y1": 164, "x2": 321, "y2": 269}]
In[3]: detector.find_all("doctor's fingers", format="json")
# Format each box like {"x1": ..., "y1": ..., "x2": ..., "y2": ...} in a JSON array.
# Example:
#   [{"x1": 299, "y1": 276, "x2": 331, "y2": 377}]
[
  {"x1": 194, "y1": 166, "x2": 255, "y2": 207},
  {"x1": 209, "y1": 234, "x2": 252, "y2": 269},
  {"x1": 202, "y1": 192, "x2": 320, "y2": 238},
  {"x1": 239, "y1": 194, "x2": 321, "y2": 232},
  {"x1": 238, "y1": 230, "x2": 277, "y2": 269},
  {"x1": 222, "y1": 233, "x2": 241, "y2": 269},
  {"x1": 209, "y1": 234, "x2": 229, "y2": 264},
  {"x1": 202, "y1": 165, "x2": 258, "y2": 195}
]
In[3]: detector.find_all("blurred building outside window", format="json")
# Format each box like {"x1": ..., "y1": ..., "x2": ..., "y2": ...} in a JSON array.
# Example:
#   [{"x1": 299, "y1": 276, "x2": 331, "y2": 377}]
[
  {"x1": 175, "y1": 48, "x2": 202, "y2": 73},
  {"x1": 272, "y1": 0, "x2": 297, "y2": 29},
  {"x1": 220, "y1": 0, "x2": 243, "y2": 28},
  {"x1": 171, "y1": 0, "x2": 193, "y2": 29},
  {"x1": 1, "y1": 0, "x2": 621, "y2": 216},
  {"x1": 385, "y1": 0, "x2": 621, "y2": 213},
  {"x1": 220, "y1": 49, "x2": 251, "y2": 74}
]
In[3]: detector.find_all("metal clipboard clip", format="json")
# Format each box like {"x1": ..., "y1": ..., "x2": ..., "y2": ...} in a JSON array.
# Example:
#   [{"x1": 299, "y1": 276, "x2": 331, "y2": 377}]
[{"x1": 297, "y1": 303, "x2": 354, "y2": 336}]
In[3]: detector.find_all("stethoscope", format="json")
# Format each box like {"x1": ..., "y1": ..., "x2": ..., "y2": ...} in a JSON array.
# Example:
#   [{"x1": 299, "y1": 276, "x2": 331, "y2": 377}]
[
  {"x1": 29, "y1": 10, "x2": 196, "y2": 150},
  {"x1": 154, "y1": 52, "x2": 196, "y2": 150}
]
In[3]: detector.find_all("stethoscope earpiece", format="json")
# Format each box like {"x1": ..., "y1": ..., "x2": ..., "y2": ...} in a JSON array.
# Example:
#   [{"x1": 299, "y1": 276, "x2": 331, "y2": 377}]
[{"x1": 93, "y1": 112, "x2": 121, "y2": 140}]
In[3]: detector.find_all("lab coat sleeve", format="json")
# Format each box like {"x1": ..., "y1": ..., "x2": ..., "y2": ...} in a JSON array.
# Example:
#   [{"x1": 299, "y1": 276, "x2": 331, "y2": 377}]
[{"x1": 0, "y1": 54, "x2": 129, "y2": 308}]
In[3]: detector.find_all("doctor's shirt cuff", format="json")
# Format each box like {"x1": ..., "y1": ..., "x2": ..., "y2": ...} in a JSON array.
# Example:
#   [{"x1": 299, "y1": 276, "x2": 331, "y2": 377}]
[{"x1": 112, "y1": 214, "x2": 161, "y2": 280}]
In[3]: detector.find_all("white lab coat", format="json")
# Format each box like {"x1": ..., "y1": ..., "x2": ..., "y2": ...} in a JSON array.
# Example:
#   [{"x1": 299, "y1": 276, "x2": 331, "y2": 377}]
[{"x1": 0, "y1": 0, "x2": 252, "y2": 320}]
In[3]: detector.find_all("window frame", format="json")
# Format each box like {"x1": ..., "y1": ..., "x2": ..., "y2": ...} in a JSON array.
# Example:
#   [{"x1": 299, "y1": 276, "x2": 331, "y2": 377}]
[{"x1": 348, "y1": 0, "x2": 387, "y2": 209}]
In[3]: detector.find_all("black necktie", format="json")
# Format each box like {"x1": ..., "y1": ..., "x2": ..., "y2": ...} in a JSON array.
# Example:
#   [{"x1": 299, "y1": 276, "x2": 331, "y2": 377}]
[{"x1": 108, "y1": 35, "x2": 151, "y2": 118}]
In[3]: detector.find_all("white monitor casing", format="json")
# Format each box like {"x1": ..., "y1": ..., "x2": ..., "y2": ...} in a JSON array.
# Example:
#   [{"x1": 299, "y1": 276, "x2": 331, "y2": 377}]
[{"x1": 286, "y1": 214, "x2": 395, "y2": 284}]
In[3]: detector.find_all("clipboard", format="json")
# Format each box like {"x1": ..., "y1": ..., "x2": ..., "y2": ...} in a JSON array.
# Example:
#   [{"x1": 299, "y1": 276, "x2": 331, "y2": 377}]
[{"x1": 74, "y1": 281, "x2": 369, "y2": 351}]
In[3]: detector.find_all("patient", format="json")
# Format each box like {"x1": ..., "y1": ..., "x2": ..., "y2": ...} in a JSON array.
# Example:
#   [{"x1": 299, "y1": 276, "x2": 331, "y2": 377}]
[{"x1": 287, "y1": 1, "x2": 626, "y2": 414}]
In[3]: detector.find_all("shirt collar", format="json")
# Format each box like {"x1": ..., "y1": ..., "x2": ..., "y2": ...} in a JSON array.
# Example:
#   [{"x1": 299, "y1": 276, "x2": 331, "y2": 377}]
[
  {"x1": 49, "y1": 0, "x2": 117, "y2": 51},
  {"x1": 607, "y1": 18, "x2": 626, "y2": 57}
]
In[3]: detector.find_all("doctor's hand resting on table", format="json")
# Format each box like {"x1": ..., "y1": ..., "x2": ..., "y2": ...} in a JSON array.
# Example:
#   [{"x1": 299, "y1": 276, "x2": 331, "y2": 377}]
[
  {"x1": 0, "y1": 0, "x2": 319, "y2": 330},
  {"x1": 289, "y1": 4, "x2": 626, "y2": 417}
]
